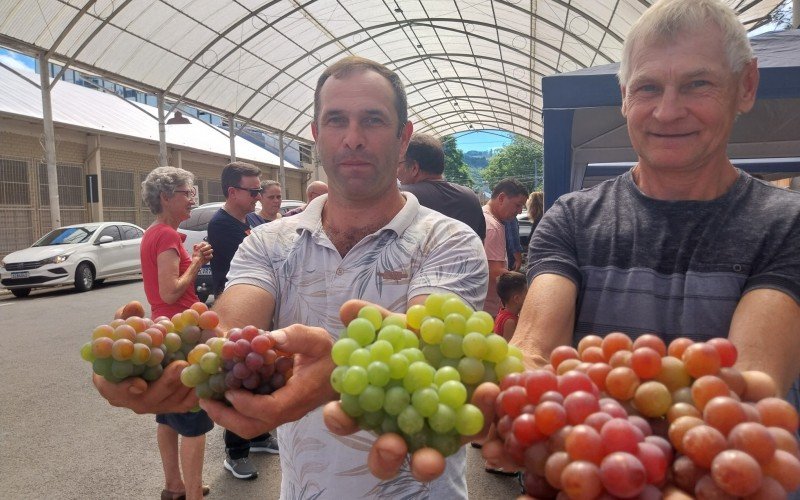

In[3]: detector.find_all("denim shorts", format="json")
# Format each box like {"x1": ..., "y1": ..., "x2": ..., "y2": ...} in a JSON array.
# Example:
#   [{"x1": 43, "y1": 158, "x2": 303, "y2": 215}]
[{"x1": 156, "y1": 409, "x2": 214, "y2": 437}]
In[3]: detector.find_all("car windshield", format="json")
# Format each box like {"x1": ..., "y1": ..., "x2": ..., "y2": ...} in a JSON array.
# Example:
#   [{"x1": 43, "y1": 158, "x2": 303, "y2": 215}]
[{"x1": 33, "y1": 226, "x2": 98, "y2": 246}]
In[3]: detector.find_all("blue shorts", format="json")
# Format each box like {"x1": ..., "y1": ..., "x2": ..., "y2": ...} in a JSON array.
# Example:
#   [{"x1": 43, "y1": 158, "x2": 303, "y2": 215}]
[{"x1": 156, "y1": 409, "x2": 214, "y2": 437}]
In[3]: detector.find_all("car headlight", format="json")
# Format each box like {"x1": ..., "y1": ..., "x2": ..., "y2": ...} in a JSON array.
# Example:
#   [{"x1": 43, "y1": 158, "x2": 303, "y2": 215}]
[
  {"x1": 42, "y1": 254, "x2": 71, "y2": 265},
  {"x1": 0, "y1": 259, "x2": 5, "y2": 269}
]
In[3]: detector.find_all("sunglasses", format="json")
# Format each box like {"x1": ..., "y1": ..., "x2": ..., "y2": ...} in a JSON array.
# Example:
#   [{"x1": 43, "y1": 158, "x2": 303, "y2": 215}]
[{"x1": 232, "y1": 186, "x2": 264, "y2": 197}]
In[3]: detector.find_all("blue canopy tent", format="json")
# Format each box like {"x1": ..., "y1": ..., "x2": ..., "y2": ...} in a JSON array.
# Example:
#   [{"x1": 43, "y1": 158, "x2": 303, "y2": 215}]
[{"x1": 541, "y1": 29, "x2": 800, "y2": 208}]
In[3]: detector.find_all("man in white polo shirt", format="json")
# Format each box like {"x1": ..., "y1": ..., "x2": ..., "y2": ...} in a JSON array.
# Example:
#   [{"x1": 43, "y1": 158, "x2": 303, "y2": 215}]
[{"x1": 204, "y1": 56, "x2": 489, "y2": 498}]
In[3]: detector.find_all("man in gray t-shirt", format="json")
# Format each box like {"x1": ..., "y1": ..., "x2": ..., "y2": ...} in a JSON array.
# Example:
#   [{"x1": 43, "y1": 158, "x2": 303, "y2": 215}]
[
  {"x1": 506, "y1": 0, "x2": 800, "y2": 405},
  {"x1": 398, "y1": 133, "x2": 486, "y2": 241}
]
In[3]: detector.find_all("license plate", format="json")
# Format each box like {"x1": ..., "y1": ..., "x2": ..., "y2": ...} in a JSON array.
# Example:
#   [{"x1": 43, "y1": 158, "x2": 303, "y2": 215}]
[
  {"x1": 11, "y1": 271, "x2": 29, "y2": 279},
  {"x1": 197, "y1": 267, "x2": 212, "y2": 276}
]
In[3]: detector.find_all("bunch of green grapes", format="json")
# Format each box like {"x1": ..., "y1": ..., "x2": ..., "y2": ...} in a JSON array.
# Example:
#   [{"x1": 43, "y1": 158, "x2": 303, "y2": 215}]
[
  {"x1": 180, "y1": 325, "x2": 294, "y2": 400},
  {"x1": 80, "y1": 301, "x2": 223, "y2": 382},
  {"x1": 330, "y1": 293, "x2": 525, "y2": 456}
]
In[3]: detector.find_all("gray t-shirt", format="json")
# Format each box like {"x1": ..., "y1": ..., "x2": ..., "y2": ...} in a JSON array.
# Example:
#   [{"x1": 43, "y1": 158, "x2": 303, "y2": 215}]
[
  {"x1": 401, "y1": 179, "x2": 486, "y2": 240},
  {"x1": 527, "y1": 170, "x2": 800, "y2": 345}
]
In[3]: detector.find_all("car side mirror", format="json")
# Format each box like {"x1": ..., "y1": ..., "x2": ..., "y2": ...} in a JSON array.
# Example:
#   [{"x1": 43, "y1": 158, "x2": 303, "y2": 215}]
[{"x1": 96, "y1": 235, "x2": 114, "y2": 244}]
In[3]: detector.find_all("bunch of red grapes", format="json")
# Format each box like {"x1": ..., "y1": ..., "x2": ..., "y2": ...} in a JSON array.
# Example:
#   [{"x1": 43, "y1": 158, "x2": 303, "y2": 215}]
[
  {"x1": 494, "y1": 333, "x2": 800, "y2": 499},
  {"x1": 181, "y1": 324, "x2": 294, "y2": 400},
  {"x1": 81, "y1": 301, "x2": 223, "y2": 382}
]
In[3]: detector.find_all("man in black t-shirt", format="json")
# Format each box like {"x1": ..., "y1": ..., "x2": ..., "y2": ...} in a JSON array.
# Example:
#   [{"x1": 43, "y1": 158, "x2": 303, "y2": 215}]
[
  {"x1": 398, "y1": 133, "x2": 486, "y2": 240},
  {"x1": 207, "y1": 161, "x2": 279, "y2": 479}
]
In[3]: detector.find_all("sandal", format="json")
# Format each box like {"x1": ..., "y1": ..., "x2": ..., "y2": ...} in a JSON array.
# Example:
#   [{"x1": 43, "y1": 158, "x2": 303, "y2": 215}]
[{"x1": 160, "y1": 485, "x2": 210, "y2": 499}]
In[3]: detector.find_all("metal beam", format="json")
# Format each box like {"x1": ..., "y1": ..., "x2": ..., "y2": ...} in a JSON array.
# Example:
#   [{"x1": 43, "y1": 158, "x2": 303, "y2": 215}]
[
  {"x1": 157, "y1": 93, "x2": 168, "y2": 167},
  {"x1": 38, "y1": 54, "x2": 61, "y2": 230}
]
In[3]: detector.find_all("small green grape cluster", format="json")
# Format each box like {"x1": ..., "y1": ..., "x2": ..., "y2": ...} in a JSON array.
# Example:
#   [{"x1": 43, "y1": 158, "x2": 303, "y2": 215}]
[
  {"x1": 330, "y1": 293, "x2": 525, "y2": 457},
  {"x1": 80, "y1": 301, "x2": 223, "y2": 383}
]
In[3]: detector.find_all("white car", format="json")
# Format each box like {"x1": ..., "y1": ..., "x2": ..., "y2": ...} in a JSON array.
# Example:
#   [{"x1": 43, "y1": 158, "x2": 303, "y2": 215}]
[
  {"x1": 177, "y1": 200, "x2": 304, "y2": 303},
  {"x1": 0, "y1": 222, "x2": 144, "y2": 298}
]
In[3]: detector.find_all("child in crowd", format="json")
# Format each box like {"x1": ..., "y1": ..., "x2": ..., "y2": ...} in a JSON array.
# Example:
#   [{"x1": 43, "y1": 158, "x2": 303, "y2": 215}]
[{"x1": 493, "y1": 271, "x2": 527, "y2": 341}]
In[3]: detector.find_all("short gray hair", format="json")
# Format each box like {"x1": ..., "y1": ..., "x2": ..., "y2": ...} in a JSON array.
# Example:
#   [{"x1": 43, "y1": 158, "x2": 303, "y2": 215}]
[
  {"x1": 618, "y1": 0, "x2": 753, "y2": 86},
  {"x1": 141, "y1": 166, "x2": 195, "y2": 215}
]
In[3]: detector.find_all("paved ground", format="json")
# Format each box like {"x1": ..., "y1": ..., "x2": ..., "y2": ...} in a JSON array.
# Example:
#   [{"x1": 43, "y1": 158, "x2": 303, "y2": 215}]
[{"x1": 0, "y1": 279, "x2": 521, "y2": 499}]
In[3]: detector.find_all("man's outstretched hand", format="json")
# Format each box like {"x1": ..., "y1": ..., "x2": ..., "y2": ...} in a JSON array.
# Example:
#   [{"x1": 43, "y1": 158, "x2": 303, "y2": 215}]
[
  {"x1": 200, "y1": 324, "x2": 335, "y2": 438},
  {"x1": 92, "y1": 360, "x2": 198, "y2": 414}
]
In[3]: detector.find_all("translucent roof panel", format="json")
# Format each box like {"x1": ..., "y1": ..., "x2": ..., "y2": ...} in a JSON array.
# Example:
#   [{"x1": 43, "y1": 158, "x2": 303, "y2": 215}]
[{"x1": 0, "y1": 0, "x2": 784, "y2": 143}]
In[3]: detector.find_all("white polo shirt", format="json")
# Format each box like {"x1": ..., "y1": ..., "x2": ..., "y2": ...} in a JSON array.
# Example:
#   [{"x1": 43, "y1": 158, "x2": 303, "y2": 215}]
[{"x1": 227, "y1": 192, "x2": 488, "y2": 499}]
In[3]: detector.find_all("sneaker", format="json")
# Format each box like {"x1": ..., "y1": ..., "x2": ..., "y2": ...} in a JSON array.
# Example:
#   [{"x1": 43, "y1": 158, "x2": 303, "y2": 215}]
[
  {"x1": 250, "y1": 436, "x2": 279, "y2": 454},
  {"x1": 224, "y1": 457, "x2": 258, "y2": 480}
]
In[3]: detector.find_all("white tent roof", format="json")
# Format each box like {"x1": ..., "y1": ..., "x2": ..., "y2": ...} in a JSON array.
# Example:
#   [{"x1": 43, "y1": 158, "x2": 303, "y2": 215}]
[
  {"x1": 0, "y1": 0, "x2": 783, "y2": 143},
  {"x1": 0, "y1": 65, "x2": 298, "y2": 168}
]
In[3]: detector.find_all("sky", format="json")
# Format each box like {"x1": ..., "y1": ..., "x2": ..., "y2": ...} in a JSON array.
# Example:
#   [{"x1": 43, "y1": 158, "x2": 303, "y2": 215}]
[{"x1": 453, "y1": 129, "x2": 514, "y2": 152}]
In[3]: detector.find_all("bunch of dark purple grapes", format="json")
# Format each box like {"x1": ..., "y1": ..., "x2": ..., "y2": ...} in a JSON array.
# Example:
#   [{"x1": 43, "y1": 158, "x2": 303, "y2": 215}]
[{"x1": 181, "y1": 325, "x2": 293, "y2": 400}]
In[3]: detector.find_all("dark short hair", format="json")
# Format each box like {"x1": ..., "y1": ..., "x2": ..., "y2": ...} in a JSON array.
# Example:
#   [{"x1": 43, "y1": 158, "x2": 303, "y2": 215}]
[
  {"x1": 221, "y1": 161, "x2": 262, "y2": 199},
  {"x1": 497, "y1": 271, "x2": 528, "y2": 305},
  {"x1": 491, "y1": 178, "x2": 529, "y2": 199},
  {"x1": 314, "y1": 56, "x2": 408, "y2": 137},
  {"x1": 405, "y1": 133, "x2": 444, "y2": 175}
]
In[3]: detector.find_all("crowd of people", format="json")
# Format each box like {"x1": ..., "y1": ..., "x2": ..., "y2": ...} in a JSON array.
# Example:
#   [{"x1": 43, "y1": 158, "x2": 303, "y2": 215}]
[{"x1": 93, "y1": 0, "x2": 800, "y2": 498}]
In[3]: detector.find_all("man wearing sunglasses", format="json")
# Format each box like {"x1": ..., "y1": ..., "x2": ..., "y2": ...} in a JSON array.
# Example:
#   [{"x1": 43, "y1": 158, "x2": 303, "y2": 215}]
[{"x1": 207, "y1": 161, "x2": 279, "y2": 480}]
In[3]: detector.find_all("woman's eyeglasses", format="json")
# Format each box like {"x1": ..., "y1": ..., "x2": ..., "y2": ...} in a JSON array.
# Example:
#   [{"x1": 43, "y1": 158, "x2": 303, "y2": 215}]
[
  {"x1": 174, "y1": 188, "x2": 197, "y2": 197},
  {"x1": 232, "y1": 186, "x2": 265, "y2": 197}
]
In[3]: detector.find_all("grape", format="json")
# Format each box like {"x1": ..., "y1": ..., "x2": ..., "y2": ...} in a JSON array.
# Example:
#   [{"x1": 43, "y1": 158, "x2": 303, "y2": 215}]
[
  {"x1": 711, "y1": 449, "x2": 763, "y2": 497},
  {"x1": 412, "y1": 387, "x2": 439, "y2": 417},
  {"x1": 357, "y1": 305, "x2": 383, "y2": 330},
  {"x1": 387, "y1": 353, "x2": 409, "y2": 379},
  {"x1": 634, "y1": 381, "x2": 672, "y2": 418},
  {"x1": 461, "y1": 332, "x2": 488, "y2": 359},
  {"x1": 605, "y1": 366, "x2": 640, "y2": 401},
  {"x1": 403, "y1": 361, "x2": 435, "y2": 392},
  {"x1": 682, "y1": 343, "x2": 722, "y2": 378},
  {"x1": 347, "y1": 317, "x2": 376, "y2": 346},
  {"x1": 405, "y1": 304, "x2": 427, "y2": 330},
  {"x1": 398, "y1": 405, "x2": 424, "y2": 435},
  {"x1": 439, "y1": 380, "x2": 467, "y2": 409},
  {"x1": 342, "y1": 366, "x2": 369, "y2": 395},
  {"x1": 428, "y1": 404, "x2": 456, "y2": 434},
  {"x1": 454, "y1": 403, "x2": 483, "y2": 436},
  {"x1": 348, "y1": 348, "x2": 371, "y2": 367},
  {"x1": 420, "y1": 317, "x2": 445, "y2": 345},
  {"x1": 756, "y1": 397, "x2": 799, "y2": 433},
  {"x1": 383, "y1": 385, "x2": 411, "y2": 415},
  {"x1": 366, "y1": 361, "x2": 390, "y2": 387},
  {"x1": 601, "y1": 332, "x2": 633, "y2": 360},
  {"x1": 332, "y1": 337, "x2": 360, "y2": 366},
  {"x1": 561, "y1": 460, "x2": 603, "y2": 500},
  {"x1": 682, "y1": 424, "x2": 728, "y2": 469},
  {"x1": 433, "y1": 366, "x2": 460, "y2": 386},
  {"x1": 376, "y1": 325, "x2": 404, "y2": 351},
  {"x1": 703, "y1": 396, "x2": 747, "y2": 436},
  {"x1": 443, "y1": 313, "x2": 466, "y2": 336},
  {"x1": 457, "y1": 356, "x2": 485, "y2": 384},
  {"x1": 440, "y1": 333, "x2": 464, "y2": 359},
  {"x1": 565, "y1": 425, "x2": 603, "y2": 464},
  {"x1": 763, "y1": 449, "x2": 800, "y2": 492},
  {"x1": 600, "y1": 452, "x2": 646, "y2": 498},
  {"x1": 358, "y1": 385, "x2": 385, "y2": 413},
  {"x1": 550, "y1": 346, "x2": 579, "y2": 371}
]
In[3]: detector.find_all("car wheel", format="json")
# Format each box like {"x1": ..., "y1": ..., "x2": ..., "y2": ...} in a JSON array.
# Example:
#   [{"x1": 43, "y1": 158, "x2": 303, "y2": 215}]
[
  {"x1": 74, "y1": 262, "x2": 95, "y2": 292},
  {"x1": 11, "y1": 288, "x2": 31, "y2": 298}
]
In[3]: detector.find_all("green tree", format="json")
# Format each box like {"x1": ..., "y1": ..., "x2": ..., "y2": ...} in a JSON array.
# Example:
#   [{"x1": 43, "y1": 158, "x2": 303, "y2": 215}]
[
  {"x1": 442, "y1": 135, "x2": 475, "y2": 189},
  {"x1": 481, "y1": 135, "x2": 543, "y2": 192}
]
